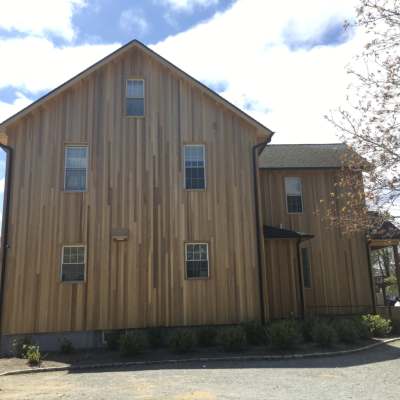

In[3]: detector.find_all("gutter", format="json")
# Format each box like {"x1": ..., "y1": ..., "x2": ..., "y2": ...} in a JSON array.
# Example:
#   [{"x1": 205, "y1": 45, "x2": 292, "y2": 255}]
[
  {"x1": 252, "y1": 134, "x2": 273, "y2": 324},
  {"x1": 296, "y1": 239, "x2": 306, "y2": 319},
  {"x1": 0, "y1": 144, "x2": 12, "y2": 343},
  {"x1": 365, "y1": 237, "x2": 377, "y2": 314}
]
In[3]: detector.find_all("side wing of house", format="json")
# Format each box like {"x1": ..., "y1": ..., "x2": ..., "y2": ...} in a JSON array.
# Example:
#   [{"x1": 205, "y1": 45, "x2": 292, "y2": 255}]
[
  {"x1": 259, "y1": 145, "x2": 374, "y2": 318},
  {"x1": 0, "y1": 43, "x2": 268, "y2": 336}
]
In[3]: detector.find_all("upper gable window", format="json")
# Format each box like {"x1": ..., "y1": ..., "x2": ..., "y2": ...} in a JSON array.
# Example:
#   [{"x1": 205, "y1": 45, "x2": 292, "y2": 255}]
[
  {"x1": 184, "y1": 145, "x2": 206, "y2": 190},
  {"x1": 285, "y1": 177, "x2": 303, "y2": 213},
  {"x1": 126, "y1": 79, "x2": 144, "y2": 117},
  {"x1": 64, "y1": 146, "x2": 88, "y2": 192}
]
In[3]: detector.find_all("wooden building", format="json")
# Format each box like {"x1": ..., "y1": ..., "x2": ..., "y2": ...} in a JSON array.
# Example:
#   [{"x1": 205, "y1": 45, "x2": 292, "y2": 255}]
[{"x1": 0, "y1": 42, "x2": 374, "y2": 350}]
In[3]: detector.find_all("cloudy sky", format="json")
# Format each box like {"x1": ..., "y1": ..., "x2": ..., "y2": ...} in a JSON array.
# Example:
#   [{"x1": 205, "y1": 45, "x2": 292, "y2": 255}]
[{"x1": 0, "y1": 0, "x2": 368, "y2": 219}]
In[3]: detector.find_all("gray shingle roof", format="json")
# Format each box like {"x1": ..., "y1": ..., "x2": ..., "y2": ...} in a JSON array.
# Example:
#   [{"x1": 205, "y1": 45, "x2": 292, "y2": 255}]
[{"x1": 259, "y1": 143, "x2": 363, "y2": 169}]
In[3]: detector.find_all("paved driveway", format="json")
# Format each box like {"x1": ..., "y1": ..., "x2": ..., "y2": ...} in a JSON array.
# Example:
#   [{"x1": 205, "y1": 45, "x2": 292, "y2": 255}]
[{"x1": 1, "y1": 342, "x2": 399, "y2": 400}]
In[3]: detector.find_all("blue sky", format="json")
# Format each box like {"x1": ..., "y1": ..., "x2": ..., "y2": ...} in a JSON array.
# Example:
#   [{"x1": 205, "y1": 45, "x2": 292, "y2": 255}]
[{"x1": 0, "y1": 0, "x2": 367, "y2": 219}]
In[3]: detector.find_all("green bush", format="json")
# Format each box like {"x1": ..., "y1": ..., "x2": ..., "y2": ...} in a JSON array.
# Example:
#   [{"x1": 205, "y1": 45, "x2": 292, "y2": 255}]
[
  {"x1": 269, "y1": 320, "x2": 303, "y2": 350},
  {"x1": 104, "y1": 332, "x2": 122, "y2": 351},
  {"x1": 334, "y1": 319, "x2": 360, "y2": 344},
  {"x1": 168, "y1": 329, "x2": 196, "y2": 353},
  {"x1": 59, "y1": 337, "x2": 74, "y2": 354},
  {"x1": 25, "y1": 345, "x2": 41, "y2": 366},
  {"x1": 11, "y1": 336, "x2": 33, "y2": 358},
  {"x1": 147, "y1": 327, "x2": 165, "y2": 348},
  {"x1": 119, "y1": 331, "x2": 148, "y2": 357},
  {"x1": 218, "y1": 326, "x2": 247, "y2": 352},
  {"x1": 241, "y1": 321, "x2": 269, "y2": 345},
  {"x1": 197, "y1": 327, "x2": 218, "y2": 347},
  {"x1": 362, "y1": 314, "x2": 392, "y2": 337},
  {"x1": 302, "y1": 317, "x2": 320, "y2": 342},
  {"x1": 351, "y1": 316, "x2": 372, "y2": 339},
  {"x1": 311, "y1": 321, "x2": 338, "y2": 347}
]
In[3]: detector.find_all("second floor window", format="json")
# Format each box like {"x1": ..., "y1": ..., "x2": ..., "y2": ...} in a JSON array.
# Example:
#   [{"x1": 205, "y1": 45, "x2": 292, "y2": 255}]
[
  {"x1": 184, "y1": 145, "x2": 206, "y2": 190},
  {"x1": 126, "y1": 79, "x2": 144, "y2": 117},
  {"x1": 285, "y1": 177, "x2": 303, "y2": 213},
  {"x1": 64, "y1": 145, "x2": 88, "y2": 192}
]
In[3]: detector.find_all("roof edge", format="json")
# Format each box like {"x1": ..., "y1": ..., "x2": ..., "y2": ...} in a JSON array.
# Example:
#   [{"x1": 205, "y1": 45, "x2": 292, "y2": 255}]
[{"x1": 0, "y1": 39, "x2": 273, "y2": 138}]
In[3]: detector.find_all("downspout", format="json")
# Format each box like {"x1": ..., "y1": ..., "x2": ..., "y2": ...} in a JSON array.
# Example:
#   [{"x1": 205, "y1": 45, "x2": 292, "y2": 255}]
[
  {"x1": 0, "y1": 143, "x2": 12, "y2": 343},
  {"x1": 365, "y1": 238, "x2": 377, "y2": 314},
  {"x1": 296, "y1": 239, "x2": 306, "y2": 319},
  {"x1": 252, "y1": 134, "x2": 273, "y2": 325}
]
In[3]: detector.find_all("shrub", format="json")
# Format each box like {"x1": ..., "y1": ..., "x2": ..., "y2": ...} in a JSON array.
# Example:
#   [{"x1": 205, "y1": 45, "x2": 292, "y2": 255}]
[
  {"x1": 147, "y1": 327, "x2": 165, "y2": 349},
  {"x1": 241, "y1": 321, "x2": 269, "y2": 346},
  {"x1": 197, "y1": 327, "x2": 218, "y2": 347},
  {"x1": 302, "y1": 317, "x2": 320, "y2": 342},
  {"x1": 218, "y1": 326, "x2": 247, "y2": 352},
  {"x1": 334, "y1": 319, "x2": 360, "y2": 344},
  {"x1": 168, "y1": 329, "x2": 196, "y2": 353},
  {"x1": 362, "y1": 314, "x2": 392, "y2": 337},
  {"x1": 269, "y1": 320, "x2": 303, "y2": 350},
  {"x1": 25, "y1": 345, "x2": 41, "y2": 366},
  {"x1": 104, "y1": 332, "x2": 122, "y2": 351},
  {"x1": 352, "y1": 316, "x2": 372, "y2": 340},
  {"x1": 59, "y1": 337, "x2": 74, "y2": 354},
  {"x1": 311, "y1": 321, "x2": 338, "y2": 347},
  {"x1": 119, "y1": 331, "x2": 147, "y2": 357},
  {"x1": 11, "y1": 336, "x2": 33, "y2": 358}
]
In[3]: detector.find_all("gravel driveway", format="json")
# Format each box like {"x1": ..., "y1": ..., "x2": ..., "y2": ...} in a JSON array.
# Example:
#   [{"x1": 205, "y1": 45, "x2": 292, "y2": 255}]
[{"x1": 1, "y1": 342, "x2": 399, "y2": 400}]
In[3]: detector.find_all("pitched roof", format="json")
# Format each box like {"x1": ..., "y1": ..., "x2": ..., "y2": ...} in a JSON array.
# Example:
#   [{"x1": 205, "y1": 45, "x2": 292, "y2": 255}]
[
  {"x1": 0, "y1": 40, "x2": 273, "y2": 138},
  {"x1": 259, "y1": 143, "x2": 367, "y2": 169}
]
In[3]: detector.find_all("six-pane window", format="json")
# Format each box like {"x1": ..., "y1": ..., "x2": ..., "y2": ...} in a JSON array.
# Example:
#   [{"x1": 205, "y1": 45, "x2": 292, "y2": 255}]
[
  {"x1": 185, "y1": 243, "x2": 209, "y2": 279},
  {"x1": 285, "y1": 177, "x2": 303, "y2": 213},
  {"x1": 61, "y1": 246, "x2": 86, "y2": 282},
  {"x1": 64, "y1": 146, "x2": 88, "y2": 192},
  {"x1": 184, "y1": 145, "x2": 206, "y2": 189},
  {"x1": 126, "y1": 79, "x2": 145, "y2": 116},
  {"x1": 301, "y1": 247, "x2": 312, "y2": 288}
]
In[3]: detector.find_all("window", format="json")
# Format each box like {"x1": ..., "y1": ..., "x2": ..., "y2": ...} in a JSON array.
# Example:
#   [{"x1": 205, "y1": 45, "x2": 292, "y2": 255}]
[
  {"x1": 126, "y1": 79, "x2": 144, "y2": 116},
  {"x1": 301, "y1": 247, "x2": 311, "y2": 288},
  {"x1": 64, "y1": 146, "x2": 88, "y2": 192},
  {"x1": 61, "y1": 246, "x2": 86, "y2": 282},
  {"x1": 285, "y1": 177, "x2": 303, "y2": 213},
  {"x1": 184, "y1": 145, "x2": 206, "y2": 190},
  {"x1": 185, "y1": 243, "x2": 209, "y2": 279}
]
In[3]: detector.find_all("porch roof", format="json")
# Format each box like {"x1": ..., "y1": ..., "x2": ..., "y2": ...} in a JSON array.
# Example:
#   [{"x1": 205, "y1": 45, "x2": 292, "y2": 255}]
[
  {"x1": 368, "y1": 220, "x2": 400, "y2": 250},
  {"x1": 263, "y1": 225, "x2": 314, "y2": 241}
]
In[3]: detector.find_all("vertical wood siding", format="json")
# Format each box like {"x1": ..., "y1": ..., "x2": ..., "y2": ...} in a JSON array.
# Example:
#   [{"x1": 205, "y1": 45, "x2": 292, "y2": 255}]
[
  {"x1": 2, "y1": 48, "x2": 263, "y2": 334},
  {"x1": 260, "y1": 169, "x2": 373, "y2": 314}
]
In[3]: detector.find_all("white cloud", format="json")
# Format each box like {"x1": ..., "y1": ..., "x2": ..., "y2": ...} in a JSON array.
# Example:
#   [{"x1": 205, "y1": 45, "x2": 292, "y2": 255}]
[
  {"x1": 158, "y1": 0, "x2": 219, "y2": 12},
  {"x1": 152, "y1": 0, "x2": 362, "y2": 144},
  {"x1": 119, "y1": 9, "x2": 149, "y2": 36},
  {"x1": 0, "y1": 0, "x2": 87, "y2": 41},
  {"x1": 0, "y1": 37, "x2": 120, "y2": 94},
  {"x1": 0, "y1": 92, "x2": 33, "y2": 123}
]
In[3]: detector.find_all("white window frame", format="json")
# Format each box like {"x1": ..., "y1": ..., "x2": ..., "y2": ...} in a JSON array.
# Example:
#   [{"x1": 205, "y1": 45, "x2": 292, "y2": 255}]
[
  {"x1": 183, "y1": 144, "x2": 206, "y2": 190},
  {"x1": 184, "y1": 242, "x2": 209, "y2": 280},
  {"x1": 60, "y1": 245, "x2": 87, "y2": 283},
  {"x1": 284, "y1": 177, "x2": 303, "y2": 214},
  {"x1": 64, "y1": 145, "x2": 88, "y2": 192},
  {"x1": 126, "y1": 78, "x2": 145, "y2": 117}
]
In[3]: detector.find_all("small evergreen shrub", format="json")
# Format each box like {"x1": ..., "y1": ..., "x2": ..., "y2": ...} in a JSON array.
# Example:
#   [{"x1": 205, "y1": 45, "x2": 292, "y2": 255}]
[
  {"x1": 168, "y1": 329, "x2": 196, "y2": 353},
  {"x1": 11, "y1": 336, "x2": 33, "y2": 358},
  {"x1": 241, "y1": 321, "x2": 269, "y2": 345},
  {"x1": 147, "y1": 327, "x2": 165, "y2": 348},
  {"x1": 269, "y1": 320, "x2": 303, "y2": 350},
  {"x1": 59, "y1": 337, "x2": 74, "y2": 354},
  {"x1": 302, "y1": 317, "x2": 320, "y2": 342},
  {"x1": 311, "y1": 321, "x2": 338, "y2": 347},
  {"x1": 25, "y1": 345, "x2": 42, "y2": 366},
  {"x1": 218, "y1": 326, "x2": 247, "y2": 352},
  {"x1": 104, "y1": 332, "x2": 122, "y2": 351},
  {"x1": 362, "y1": 314, "x2": 392, "y2": 337},
  {"x1": 334, "y1": 319, "x2": 360, "y2": 344},
  {"x1": 352, "y1": 316, "x2": 372, "y2": 339},
  {"x1": 119, "y1": 331, "x2": 147, "y2": 357},
  {"x1": 197, "y1": 327, "x2": 218, "y2": 347}
]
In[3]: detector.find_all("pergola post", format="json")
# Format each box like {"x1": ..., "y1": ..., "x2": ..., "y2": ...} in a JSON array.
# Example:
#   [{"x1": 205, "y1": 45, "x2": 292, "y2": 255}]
[{"x1": 393, "y1": 244, "x2": 400, "y2": 297}]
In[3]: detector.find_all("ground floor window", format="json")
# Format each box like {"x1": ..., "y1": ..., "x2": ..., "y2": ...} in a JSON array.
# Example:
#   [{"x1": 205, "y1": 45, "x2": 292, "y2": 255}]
[
  {"x1": 61, "y1": 245, "x2": 86, "y2": 282},
  {"x1": 301, "y1": 247, "x2": 312, "y2": 288},
  {"x1": 185, "y1": 243, "x2": 209, "y2": 279}
]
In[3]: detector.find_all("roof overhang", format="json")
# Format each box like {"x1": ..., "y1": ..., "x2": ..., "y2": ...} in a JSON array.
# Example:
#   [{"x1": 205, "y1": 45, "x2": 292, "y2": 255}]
[
  {"x1": 368, "y1": 239, "x2": 400, "y2": 250},
  {"x1": 263, "y1": 225, "x2": 314, "y2": 241},
  {"x1": 0, "y1": 40, "x2": 273, "y2": 140}
]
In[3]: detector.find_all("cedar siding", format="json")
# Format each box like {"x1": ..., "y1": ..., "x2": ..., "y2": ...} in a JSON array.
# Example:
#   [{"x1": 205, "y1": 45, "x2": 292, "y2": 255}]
[{"x1": 1, "y1": 45, "x2": 265, "y2": 335}]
